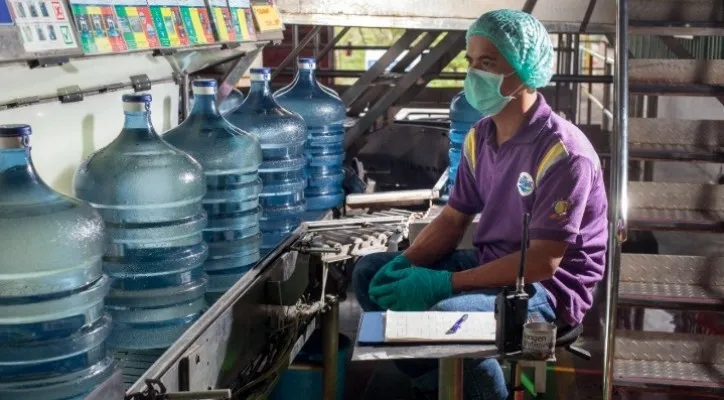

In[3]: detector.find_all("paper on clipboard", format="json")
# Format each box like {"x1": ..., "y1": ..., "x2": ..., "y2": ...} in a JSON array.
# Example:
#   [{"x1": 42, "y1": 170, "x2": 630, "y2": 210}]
[{"x1": 384, "y1": 310, "x2": 496, "y2": 343}]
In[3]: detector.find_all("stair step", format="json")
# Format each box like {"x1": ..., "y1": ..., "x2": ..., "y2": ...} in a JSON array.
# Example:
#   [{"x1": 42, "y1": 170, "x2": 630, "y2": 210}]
[
  {"x1": 584, "y1": 119, "x2": 724, "y2": 162},
  {"x1": 629, "y1": 0, "x2": 724, "y2": 36},
  {"x1": 629, "y1": 60, "x2": 724, "y2": 96},
  {"x1": 628, "y1": 182, "x2": 724, "y2": 232},
  {"x1": 615, "y1": 330, "x2": 724, "y2": 393},
  {"x1": 619, "y1": 254, "x2": 724, "y2": 310}
]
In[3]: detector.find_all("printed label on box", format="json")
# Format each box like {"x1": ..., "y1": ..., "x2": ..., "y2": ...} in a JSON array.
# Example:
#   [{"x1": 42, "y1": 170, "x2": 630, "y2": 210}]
[
  {"x1": 147, "y1": 0, "x2": 185, "y2": 47},
  {"x1": 206, "y1": 0, "x2": 234, "y2": 42},
  {"x1": 9, "y1": 0, "x2": 77, "y2": 52},
  {"x1": 227, "y1": 0, "x2": 254, "y2": 41},
  {"x1": 178, "y1": 0, "x2": 213, "y2": 44},
  {"x1": 69, "y1": 0, "x2": 128, "y2": 53},
  {"x1": 250, "y1": 0, "x2": 280, "y2": 32},
  {"x1": 114, "y1": 0, "x2": 159, "y2": 49}
]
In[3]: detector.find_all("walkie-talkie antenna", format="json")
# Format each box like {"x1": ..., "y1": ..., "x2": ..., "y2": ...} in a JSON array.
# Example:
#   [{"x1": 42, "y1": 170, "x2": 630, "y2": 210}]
[{"x1": 516, "y1": 213, "x2": 531, "y2": 294}]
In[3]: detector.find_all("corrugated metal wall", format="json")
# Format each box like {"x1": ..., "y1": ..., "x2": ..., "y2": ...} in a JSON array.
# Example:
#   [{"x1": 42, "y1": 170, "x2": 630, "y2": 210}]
[{"x1": 629, "y1": 36, "x2": 724, "y2": 59}]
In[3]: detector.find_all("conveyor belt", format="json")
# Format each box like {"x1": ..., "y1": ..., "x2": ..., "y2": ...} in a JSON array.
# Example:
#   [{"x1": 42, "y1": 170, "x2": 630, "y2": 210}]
[
  {"x1": 619, "y1": 254, "x2": 724, "y2": 310},
  {"x1": 614, "y1": 330, "x2": 724, "y2": 392},
  {"x1": 628, "y1": 182, "x2": 724, "y2": 232}
]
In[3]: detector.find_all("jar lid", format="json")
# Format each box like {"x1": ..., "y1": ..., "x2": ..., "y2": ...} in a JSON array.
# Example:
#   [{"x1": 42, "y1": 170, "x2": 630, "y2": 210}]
[
  {"x1": 122, "y1": 93, "x2": 152, "y2": 103},
  {"x1": 0, "y1": 124, "x2": 32, "y2": 137}
]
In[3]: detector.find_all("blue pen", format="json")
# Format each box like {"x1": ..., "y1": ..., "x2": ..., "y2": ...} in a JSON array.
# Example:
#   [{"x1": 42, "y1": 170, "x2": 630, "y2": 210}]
[{"x1": 446, "y1": 313, "x2": 469, "y2": 335}]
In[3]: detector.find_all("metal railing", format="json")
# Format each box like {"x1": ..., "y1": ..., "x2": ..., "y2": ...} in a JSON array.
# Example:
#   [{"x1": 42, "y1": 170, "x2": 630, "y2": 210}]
[{"x1": 602, "y1": 0, "x2": 629, "y2": 398}]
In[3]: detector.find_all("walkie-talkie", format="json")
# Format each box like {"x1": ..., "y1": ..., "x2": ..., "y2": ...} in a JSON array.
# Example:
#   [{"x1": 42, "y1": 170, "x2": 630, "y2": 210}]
[{"x1": 495, "y1": 213, "x2": 531, "y2": 354}]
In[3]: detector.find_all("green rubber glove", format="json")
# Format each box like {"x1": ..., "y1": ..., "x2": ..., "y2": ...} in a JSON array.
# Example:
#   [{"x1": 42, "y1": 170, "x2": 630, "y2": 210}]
[
  {"x1": 369, "y1": 267, "x2": 453, "y2": 311},
  {"x1": 370, "y1": 254, "x2": 412, "y2": 289}
]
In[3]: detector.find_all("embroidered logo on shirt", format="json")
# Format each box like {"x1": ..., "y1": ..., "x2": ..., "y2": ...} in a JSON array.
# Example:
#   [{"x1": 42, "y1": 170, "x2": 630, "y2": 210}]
[
  {"x1": 517, "y1": 172, "x2": 535, "y2": 197},
  {"x1": 550, "y1": 200, "x2": 570, "y2": 221}
]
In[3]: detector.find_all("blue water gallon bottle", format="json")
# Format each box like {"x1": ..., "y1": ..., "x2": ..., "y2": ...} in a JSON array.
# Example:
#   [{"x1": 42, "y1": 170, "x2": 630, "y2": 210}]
[
  {"x1": 219, "y1": 88, "x2": 245, "y2": 115},
  {"x1": 0, "y1": 124, "x2": 115, "y2": 399},
  {"x1": 448, "y1": 90, "x2": 482, "y2": 188},
  {"x1": 227, "y1": 68, "x2": 307, "y2": 254},
  {"x1": 275, "y1": 58, "x2": 346, "y2": 214},
  {"x1": 74, "y1": 94, "x2": 209, "y2": 350},
  {"x1": 165, "y1": 79, "x2": 263, "y2": 303}
]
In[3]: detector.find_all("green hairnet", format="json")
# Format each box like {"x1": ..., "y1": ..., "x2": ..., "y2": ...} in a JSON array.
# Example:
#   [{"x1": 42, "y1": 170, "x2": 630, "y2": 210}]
[{"x1": 466, "y1": 9, "x2": 554, "y2": 89}]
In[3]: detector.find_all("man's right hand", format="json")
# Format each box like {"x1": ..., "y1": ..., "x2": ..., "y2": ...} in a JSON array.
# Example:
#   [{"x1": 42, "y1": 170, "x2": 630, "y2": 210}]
[{"x1": 369, "y1": 254, "x2": 412, "y2": 290}]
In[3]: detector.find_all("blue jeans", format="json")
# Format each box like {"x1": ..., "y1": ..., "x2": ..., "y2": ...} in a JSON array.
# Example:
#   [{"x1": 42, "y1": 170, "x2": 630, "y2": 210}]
[{"x1": 352, "y1": 250, "x2": 558, "y2": 400}]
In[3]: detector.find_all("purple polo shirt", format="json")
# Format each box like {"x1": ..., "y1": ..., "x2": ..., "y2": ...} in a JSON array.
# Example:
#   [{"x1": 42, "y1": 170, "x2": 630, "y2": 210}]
[{"x1": 448, "y1": 94, "x2": 608, "y2": 325}]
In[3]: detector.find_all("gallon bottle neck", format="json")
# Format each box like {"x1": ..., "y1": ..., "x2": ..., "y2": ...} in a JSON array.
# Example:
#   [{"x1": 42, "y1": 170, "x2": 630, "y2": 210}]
[
  {"x1": 248, "y1": 80, "x2": 273, "y2": 99},
  {"x1": 189, "y1": 93, "x2": 220, "y2": 117},
  {"x1": 0, "y1": 147, "x2": 31, "y2": 173},
  {"x1": 296, "y1": 67, "x2": 319, "y2": 88}
]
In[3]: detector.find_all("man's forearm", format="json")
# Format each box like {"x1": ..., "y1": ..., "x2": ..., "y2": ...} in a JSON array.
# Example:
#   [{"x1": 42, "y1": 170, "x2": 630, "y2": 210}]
[
  {"x1": 403, "y1": 211, "x2": 469, "y2": 266},
  {"x1": 450, "y1": 246, "x2": 559, "y2": 292}
]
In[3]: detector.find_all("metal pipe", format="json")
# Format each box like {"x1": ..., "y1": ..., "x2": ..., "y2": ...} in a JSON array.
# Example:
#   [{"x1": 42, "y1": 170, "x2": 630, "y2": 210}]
[
  {"x1": 438, "y1": 358, "x2": 464, "y2": 400},
  {"x1": 316, "y1": 27, "x2": 351, "y2": 63},
  {"x1": 274, "y1": 70, "x2": 614, "y2": 83},
  {"x1": 271, "y1": 26, "x2": 323, "y2": 81},
  {"x1": 345, "y1": 189, "x2": 435, "y2": 207},
  {"x1": 165, "y1": 389, "x2": 232, "y2": 399},
  {"x1": 180, "y1": 73, "x2": 190, "y2": 122},
  {"x1": 322, "y1": 300, "x2": 339, "y2": 400},
  {"x1": 603, "y1": 0, "x2": 629, "y2": 398},
  {"x1": 581, "y1": 88, "x2": 615, "y2": 120},
  {"x1": 579, "y1": 45, "x2": 615, "y2": 64}
]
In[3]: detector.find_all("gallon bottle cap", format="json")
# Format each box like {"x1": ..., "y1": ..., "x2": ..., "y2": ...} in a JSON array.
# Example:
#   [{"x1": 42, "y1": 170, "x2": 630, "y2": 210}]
[
  {"x1": 0, "y1": 124, "x2": 32, "y2": 137},
  {"x1": 122, "y1": 93, "x2": 152, "y2": 113},
  {"x1": 250, "y1": 68, "x2": 272, "y2": 81},
  {"x1": 192, "y1": 79, "x2": 217, "y2": 95},
  {"x1": 0, "y1": 125, "x2": 31, "y2": 148},
  {"x1": 298, "y1": 57, "x2": 316, "y2": 69}
]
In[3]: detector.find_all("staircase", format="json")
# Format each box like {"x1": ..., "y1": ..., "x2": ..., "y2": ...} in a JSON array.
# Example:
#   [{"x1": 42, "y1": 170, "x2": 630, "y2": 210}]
[{"x1": 606, "y1": 0, "x2": 724, "y2": 397}]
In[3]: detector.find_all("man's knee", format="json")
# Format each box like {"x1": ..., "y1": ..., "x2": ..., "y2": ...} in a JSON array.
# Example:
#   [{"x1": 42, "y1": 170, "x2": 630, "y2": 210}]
[{"x1": 430, "y1": 289, "x2": 500, "y2": 313}]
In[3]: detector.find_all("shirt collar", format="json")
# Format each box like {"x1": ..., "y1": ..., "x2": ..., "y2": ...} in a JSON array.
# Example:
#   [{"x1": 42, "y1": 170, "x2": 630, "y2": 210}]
[{"x1": 482, "y1": 92, "x2": 552, "y2": 147}]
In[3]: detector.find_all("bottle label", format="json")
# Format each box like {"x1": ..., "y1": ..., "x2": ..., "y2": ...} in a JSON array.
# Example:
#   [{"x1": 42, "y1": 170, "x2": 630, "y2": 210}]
[
  {"x1": 192, "y1": 86, "x2": 216, "y2": 95},
  {"x1": 123, "y1": 101, "x2": 147, "y2": 113},
  {"x1": 0, "y1": 137, "x2": 26, "y2": 149}
]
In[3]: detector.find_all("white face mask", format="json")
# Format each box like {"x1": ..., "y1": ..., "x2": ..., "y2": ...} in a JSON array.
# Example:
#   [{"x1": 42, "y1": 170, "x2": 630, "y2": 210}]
[{"x1": 463, "y1": 68, "x2": 523, "y2": 116}]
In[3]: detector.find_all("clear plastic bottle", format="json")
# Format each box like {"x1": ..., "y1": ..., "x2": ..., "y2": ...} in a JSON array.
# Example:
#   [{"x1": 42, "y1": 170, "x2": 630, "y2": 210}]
[
  {"x1": 226, "y1": 68, "x2": 307, "y2": 254},
  {"x1": 219, "y1": 88, "x2": 245, "y2": 116},
  {"x1": 164, "y1": 79, "x2": 263, "y2": 303},
  {"x1": 74, "y1": 94, "x2": 209, "y2": 350},
  {"x1": 275, "y1": 58, "x2": 346, "y2": 213},
  {"x1": 0, "y1": 124, "x2": 115, "y2": 400},
  {"x1": 448, "y1": 90, "x2": 482, "y2": 188}
]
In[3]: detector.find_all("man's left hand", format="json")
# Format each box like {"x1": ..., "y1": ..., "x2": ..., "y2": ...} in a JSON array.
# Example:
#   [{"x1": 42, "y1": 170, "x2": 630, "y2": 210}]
[{"x1": 368, "y1": 267, "x2": 453, "y2": 311}]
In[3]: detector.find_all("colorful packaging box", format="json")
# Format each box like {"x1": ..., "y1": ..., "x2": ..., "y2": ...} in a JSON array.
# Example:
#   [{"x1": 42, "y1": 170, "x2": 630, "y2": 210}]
[
  {"x1": 114, "y1": 0, "x2": 159, "y2": 49},
  {"x1": 69, "y1": 0, "x2": 128, "y2": 53},
  {"x1": 147, "y1": 0, "x2": 186, "y2": 47},
  {"x1": 250, "y1": 0, "x2": 281, "y2": 33},
  {"x1": 206, "y1": 0, "x2": 234, "y2": 42},
  {"x1": 227, "y1": 0, "x2": 254, "y2": 41},
  {"x1": 9, "y1": 0, "x2": 77, "y2": 52},
  {"x1": 177, "y1": 0, "x2": 214, "y2": 44}
]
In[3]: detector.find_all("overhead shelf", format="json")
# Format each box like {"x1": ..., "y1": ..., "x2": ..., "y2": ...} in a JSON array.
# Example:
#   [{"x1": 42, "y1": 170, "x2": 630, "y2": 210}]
[{"x1": 276, "y1": 0, "x2": 616, "y2": 32}]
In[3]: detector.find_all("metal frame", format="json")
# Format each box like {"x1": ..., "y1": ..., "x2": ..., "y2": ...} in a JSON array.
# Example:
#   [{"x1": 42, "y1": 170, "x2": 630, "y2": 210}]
[
  {"x1": 602, "y1": 0, "x2": 629, "y2": 399},
  {"x1": 341, "y1": 30, "x2": 422, "y2": 106},
  {"x1": 270, "y1": 26, "x2": 324, "y2": 81},
  {"x1": 344, "y1": 31, "x2": 465, "y2": 155}
]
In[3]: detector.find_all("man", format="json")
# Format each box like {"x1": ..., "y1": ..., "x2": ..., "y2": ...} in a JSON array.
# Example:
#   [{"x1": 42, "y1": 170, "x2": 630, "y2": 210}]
[{"x1": 352, "y1": 9, "x2": 608, "y2": 399}]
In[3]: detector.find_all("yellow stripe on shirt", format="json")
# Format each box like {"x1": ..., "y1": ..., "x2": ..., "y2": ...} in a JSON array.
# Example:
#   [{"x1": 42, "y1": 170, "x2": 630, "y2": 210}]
[
  {"x1": 535, "y1": 141, "x2": 569, "y2": 185},
  {"x1": 463, "y1": 128, "x2": 477, "y2": 173}
]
